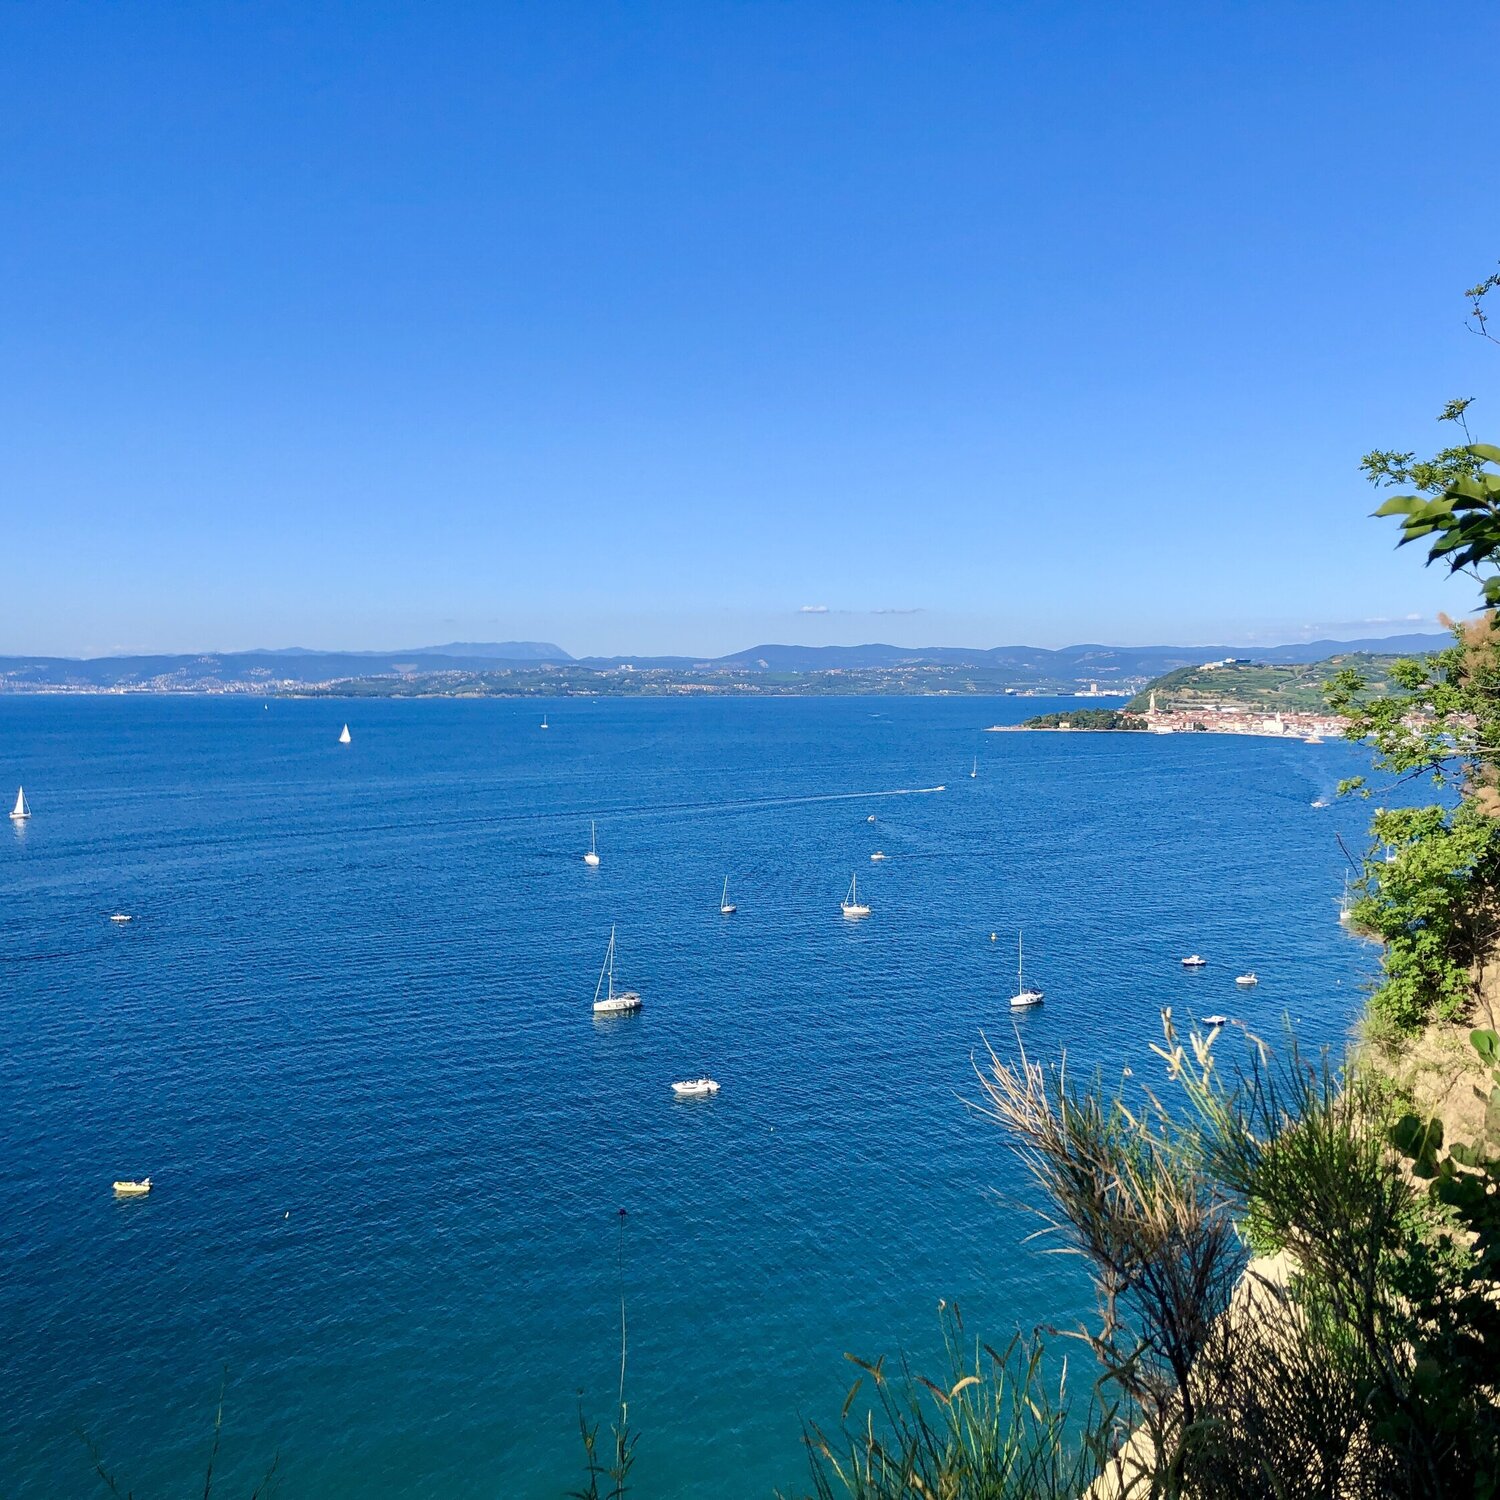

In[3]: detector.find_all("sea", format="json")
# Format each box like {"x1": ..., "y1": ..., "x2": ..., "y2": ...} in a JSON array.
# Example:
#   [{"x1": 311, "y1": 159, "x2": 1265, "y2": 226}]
[{"x1": 0, "y1": 693, "x2": 1385, "y2": 1498}]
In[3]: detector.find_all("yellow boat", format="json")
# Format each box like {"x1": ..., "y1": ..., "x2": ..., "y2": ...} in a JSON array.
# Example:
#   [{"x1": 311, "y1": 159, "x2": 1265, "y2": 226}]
[{"x1": 112, "y1": 1177, "x2": 152, "y2": 1196}]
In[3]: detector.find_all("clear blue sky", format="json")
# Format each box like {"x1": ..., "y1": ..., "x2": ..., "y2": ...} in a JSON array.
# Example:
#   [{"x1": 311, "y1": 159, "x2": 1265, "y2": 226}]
[{"x1": 1, "y1": 1, "x2": 1496, "y2": 657}]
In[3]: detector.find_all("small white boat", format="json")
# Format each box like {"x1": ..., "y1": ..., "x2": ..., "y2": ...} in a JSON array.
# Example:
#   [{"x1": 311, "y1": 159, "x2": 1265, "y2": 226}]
[
  {"x1": 841, "y1": 874, "x2": 871, "y2": 918},
  {"x1": 338, "y1": 723, "x2": 351, "y2": 745},
  {"x1": 671, "y1": 1077, "x2": 720, "y2": 1098},
  {"x1": 866, "y1": 814, "x2": 876, "y2": 824},
  {"x1": 1235, "y1": 973, "x2": 1258, "y2": 987},
  {"x1": 1311, "y1": 798, "x2": 1329, "y2": 809},
  {"x1": 970, "y1": 757, "x2": 977, "y2": 779},
  {"x1": 1304, "y1": 734, "x2": 1323, "y2": 745},
  {"x1": 591, "y1": 926, "x2": 642, "y2": 1015},
  {"x1": 1010, "y1": 930, "x2": 1044, "y2": 1009},
  {"x1": 584, "y1": 820, "x2": 600, "y2": 867},
  {"x1": 719, "y1": 876, "x2": 736, "y2": 914},
  {"x1": 1339, "y1": 877, "x2": 1353, "y2": 925},
  {"x1": 1181, "y1": 954, "x2": 1207, "y2": 968},
  {"x1": 10, "y1": 786, "x2": 30, "y2": 821},
  {"x1": 870, "y1": 851, "x2": 886, "y2": 861},
  {"x1": 1202, "y1": 1013, "x2": 1229, "y2": 1027},
  {"x1": 112, "y1": 1177, "x2": 151, "y2": 1196},
  {"x1": 540, "y1": 713, "x2": 549, "y2": 730},
  {"x1": 109, "y1": 913, "x2": 133, "y2": 924}
]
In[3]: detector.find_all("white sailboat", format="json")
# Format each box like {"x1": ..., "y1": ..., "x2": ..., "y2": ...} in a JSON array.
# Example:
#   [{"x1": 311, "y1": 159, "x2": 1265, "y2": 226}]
[
  {"x1": 841, "y1": 874, "x2": 871, "y2": 918},
  {"x1": 1010, "y1": 930, "x2": 1044, "y2": 1009},
  {"x1": 719, "y1": 876, "x2": 736, "y2": 914},
  {"x1": 970, "y1": 757, "x2": 977, "y2": 779},
  {"x1": 591, "y1": 925, "x2": 642, "y2": 1015},
  {"x1": 338, "y1": 724, "x2": 351, "y2": 745},
  {"x1": 10, "y1": 786, "x2": 29, "y2": 821},
  {"x1": 540, "y1": 713, "x2": 549, "y2": 730},
  {"x1": 1339, "y1": 877, "x2": 1353, "y2": 925},
  {"x1": 584, "y1": 821, "x2": 600, "y2": 866}
]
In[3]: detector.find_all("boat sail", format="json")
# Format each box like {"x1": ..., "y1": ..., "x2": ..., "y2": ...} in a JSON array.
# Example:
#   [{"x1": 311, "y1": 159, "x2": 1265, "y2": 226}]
[
  {"x1": 971, "y1": 757, "x2": 977, "y2": 779},
  {"x1": 584, "y1": 821, "x2": 600, "y2": 866},
  {"x1": 841, "y1": 874, "x2": 870, "y2": 918},
  {"x1": 1010, "y1": 930, "x2": 1044, "y2": 1009},
  {"x1": 592, "y1": 926, "x2": 642, "y2": 1015},
  {"x1": 10, "y1": 786, "x2": 29, "y2": 822},
  {"x1": 719, "y1": 876, "x2": 736, "y2": 914},
  {"x1": 338, "y1": 724, "x2": 351, "y2": 745}
]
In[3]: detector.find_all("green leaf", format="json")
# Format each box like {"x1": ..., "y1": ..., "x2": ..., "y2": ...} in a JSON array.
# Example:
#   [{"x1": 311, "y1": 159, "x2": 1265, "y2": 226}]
[
  {"x1": 1471, "y1": 1029, "x2": 1499, "y2": 1066},
  {"x1": 1467, "y1": 443, "x2": 1500, "y2": 465}
]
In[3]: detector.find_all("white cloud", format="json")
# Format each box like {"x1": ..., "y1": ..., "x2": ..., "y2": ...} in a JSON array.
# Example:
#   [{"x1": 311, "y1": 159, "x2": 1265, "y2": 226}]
[{"x1": 871, "y1": 607, "x2": 924, "y2": 616}]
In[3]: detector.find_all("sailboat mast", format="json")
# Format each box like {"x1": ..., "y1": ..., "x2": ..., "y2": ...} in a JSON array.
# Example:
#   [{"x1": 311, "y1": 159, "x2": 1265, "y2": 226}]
[{"x1": 1018, "y1": 930, "x2": 1024, "y2": 990}]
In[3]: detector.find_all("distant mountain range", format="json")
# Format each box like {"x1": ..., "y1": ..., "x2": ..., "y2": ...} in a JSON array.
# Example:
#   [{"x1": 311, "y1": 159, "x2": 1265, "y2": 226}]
[{"x1": 0, "y1": 633, "x2": 1450, "y2": 691}]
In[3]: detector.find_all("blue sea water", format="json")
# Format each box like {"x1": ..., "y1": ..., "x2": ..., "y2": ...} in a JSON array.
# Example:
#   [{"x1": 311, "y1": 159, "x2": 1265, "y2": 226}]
[{"x1": 0, "y1": 694, "x2": 1384, "y2": 1498}]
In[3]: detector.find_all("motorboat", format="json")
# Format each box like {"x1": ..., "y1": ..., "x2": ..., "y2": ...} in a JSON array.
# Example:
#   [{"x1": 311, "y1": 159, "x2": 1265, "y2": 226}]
[
  {"x1": 1201, "y1": 1014, "x2": 1229, "y2": 1028},
  {"x1": 671, "y1": 1078, "x2": 720, "y2": 1098},
  {"x1": 1235, "y1": 973, "x2": 1258, "y2": 987},
  {"x1": 109, "y1": 913, "x2": 133, "y2": 924},
  {"x1": 112, "y1": 1178, "x2": 151, "y2": 1196},
  {"x1": 1181, "y1": 954, "x2": 1207, "y2": 968},
  {"x1": 870, "y1": 851, "x2": 886, "y2": 861}
]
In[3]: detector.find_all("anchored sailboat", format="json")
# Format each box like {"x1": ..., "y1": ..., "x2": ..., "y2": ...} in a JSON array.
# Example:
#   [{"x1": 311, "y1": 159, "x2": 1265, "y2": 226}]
[
  {"x1": 584, "y1": 821, "x2": 600, "y2": 866},
  {"x1": 841, "y1": 874, "x2": 871, "y2": 918},
  {"x1": 719, "y1": 876, "x2": 736, "y2": 914},
  {"x1": 591, "y1": 926, "x2": 642, "y2": 1015},
  {"x1": 971, "y1": 757, "x2": 977, "y2": 779},
  {"x1": 10, "y1": 786, "x2": 29, "y2": 822},
  {"x1": 1010, "y1": 930, "x2": 1044, "y2": 1009}
]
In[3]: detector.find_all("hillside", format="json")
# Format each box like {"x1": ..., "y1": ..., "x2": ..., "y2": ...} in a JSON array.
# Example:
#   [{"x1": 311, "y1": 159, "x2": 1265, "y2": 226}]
[{"x1": 1125, "y1": 651, "x2": 1409, "y2": 714}]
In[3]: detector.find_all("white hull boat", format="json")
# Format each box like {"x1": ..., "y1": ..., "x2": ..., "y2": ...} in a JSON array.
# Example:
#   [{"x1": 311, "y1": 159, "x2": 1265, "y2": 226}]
[
  {"x1": 1181, "y1": 954, "x2": 1207, "y2": 968},
  {"x1": 338, "y1": 724, "x2": 351, "y2": 744},
  {"x1": 841, "y1": 874, "x2": 870, "y2": 918},
  {"x1": 719, "y1": 876, "x2": 736, "y2": 914},
  {"x1": 671, "y1": 1077, "x2": 720, "y2": 1098},
  {"x1": 1010, "y1": 930, "x2": 1044, "y2": 1009},
  {"x1": 584, "y1": 821, "x2": 600, "y2": 866},
  {"x1": 112, "y1": 1177, "x2": 151, "y2": 1196},
  {"x1": 591, "y1": 926, "x2": 641, "y2": 1015},
  {"x1": 10, "y1": 786, "x2": 29, "y2": 821}
]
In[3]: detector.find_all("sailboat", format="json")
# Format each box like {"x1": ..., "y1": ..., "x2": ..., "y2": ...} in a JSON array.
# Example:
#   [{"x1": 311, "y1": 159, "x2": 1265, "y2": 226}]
[
  {"x1": 1339, "y1": 877, "x2": 1353, "y2": 925},
  {"x1": 1010, "y1": 930, "x2": 1044, "y2": 1009},
  {"x1": 841, "y1": 874, "x2": 871, "y2": 918},
  {"x1": 591, "y1": 926, "x2": 642, "y2": 1015},
  {"x1": 719, "y1": 876, "x2": 736, "y2": 914},
  {"x1": 10, "y1": 786, "x2": 29, "y2": 822},
  {"x1": 540, "y1": 713, "x2": 549, "y2": 730},
  {"x1": 584, "y1": 821, "x2": 601, "y2": 866},
  {"x1": 970, "y1": 757, "x2": 977, "y2": 779},
  {"x1": 338, "y1": 724, "x2": 351, "y2": 745}
]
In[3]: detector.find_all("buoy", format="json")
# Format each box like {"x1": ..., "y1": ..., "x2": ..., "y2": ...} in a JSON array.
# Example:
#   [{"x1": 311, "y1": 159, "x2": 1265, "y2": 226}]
[{"x1": 990, "y1": 932, "x2": 997, "y2": 942}]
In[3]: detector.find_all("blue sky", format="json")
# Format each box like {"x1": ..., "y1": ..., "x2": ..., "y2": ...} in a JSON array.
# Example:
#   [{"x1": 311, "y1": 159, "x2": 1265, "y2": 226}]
[{"x1": 1, "y1": 1, "x2": 1496, "y2": 657}]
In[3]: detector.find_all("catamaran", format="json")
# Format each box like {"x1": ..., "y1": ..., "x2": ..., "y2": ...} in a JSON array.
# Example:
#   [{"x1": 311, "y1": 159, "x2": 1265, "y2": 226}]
[
  {"x1": 10, "y1": 786, "x2": 29, "y2": 821},
  {"x1": 1010, "y1": 930, "x2": 1044, "y2": 1009},
  {"x1": 719, "y1": 876, "x2": 736, "y2": 914},
  {"x1": 591, "y1": 926, "x2": 642, "y2": 1015},
  {"x1": 841, "y1": 874, "x2": 871, "y2": 918},
  {"x1": 584, "y1": 821, "x2": 600, "y2": 866},
  {"x1": 338, "y1": 724, "x2": 351, "y2": 744}
]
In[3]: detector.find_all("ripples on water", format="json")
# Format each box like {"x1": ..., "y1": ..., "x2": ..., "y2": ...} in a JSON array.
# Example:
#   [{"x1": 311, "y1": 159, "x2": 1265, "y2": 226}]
[{"x1": 0, "y1": 695, "x2": 1382, "y2": 1497}]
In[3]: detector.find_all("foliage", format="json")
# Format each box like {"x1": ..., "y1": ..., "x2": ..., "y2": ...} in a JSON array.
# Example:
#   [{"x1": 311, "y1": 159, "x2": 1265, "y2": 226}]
[
  {"x1": 797, "y1": 1308, "x2": 1101, "y2": 1500},
  {"x1": 1020, "y1": 709, "x2": 1146, "y2": 730},
  {"x1": 1326, "y1": 626, "x2": 1500, "y2": 1036},
  {"x1": 84, "y1": 1372, "x2": 279, "y2": 1498},
  {"x1": 570, "y1": 1210, "x2": 637, "y2": 1500}
]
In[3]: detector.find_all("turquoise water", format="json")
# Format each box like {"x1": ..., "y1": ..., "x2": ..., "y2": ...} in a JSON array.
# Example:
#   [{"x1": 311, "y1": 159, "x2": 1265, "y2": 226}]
[{"x1": 0, "y1": 695, "x2": 1381, "y2": 1498}]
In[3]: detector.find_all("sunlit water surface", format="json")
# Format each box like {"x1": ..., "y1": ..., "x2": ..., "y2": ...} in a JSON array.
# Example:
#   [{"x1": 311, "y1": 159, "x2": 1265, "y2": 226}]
[{"x1": 0, "y1": 695, "x2": 1383, "y2": 1497}]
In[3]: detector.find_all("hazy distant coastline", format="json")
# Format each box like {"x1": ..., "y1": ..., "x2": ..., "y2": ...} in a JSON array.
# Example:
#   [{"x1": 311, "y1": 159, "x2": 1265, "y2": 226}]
[{"x1": 0, "y1": 633, "x2": 1448, "y2": 698}]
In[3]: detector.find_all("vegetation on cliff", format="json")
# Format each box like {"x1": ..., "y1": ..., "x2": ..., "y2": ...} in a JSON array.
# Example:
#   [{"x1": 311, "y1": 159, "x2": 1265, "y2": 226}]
[{"x1": 1019, "y1": 708, "x2": 1147, "y2": 730}]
